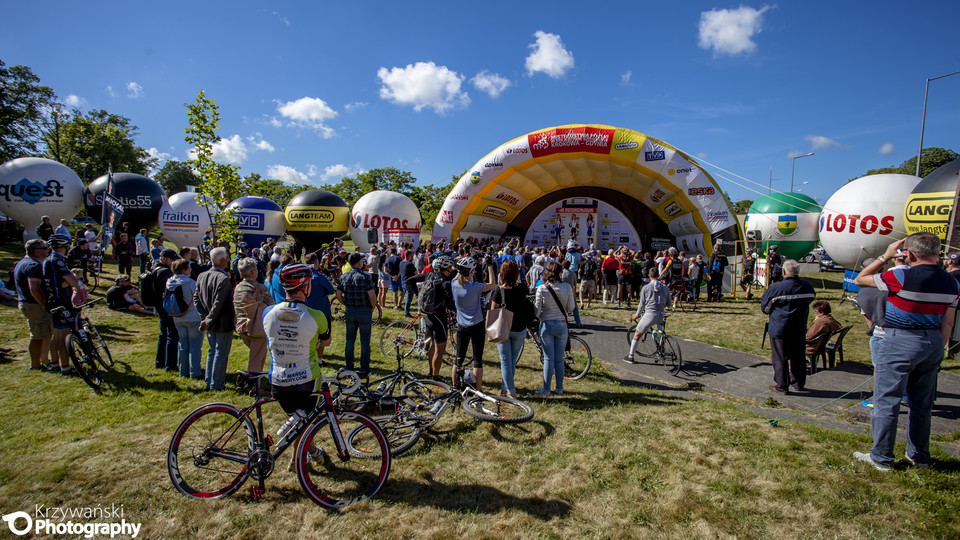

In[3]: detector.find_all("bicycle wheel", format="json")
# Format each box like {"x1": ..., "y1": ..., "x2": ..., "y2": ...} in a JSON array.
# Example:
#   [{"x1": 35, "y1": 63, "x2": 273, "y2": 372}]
[
  {"x1": 87, "y1": 271, "x2": 100, "y2": 293},
  {"x1": 441, "y1": 323, "x2": 459, "y2": 367},
  {"x1": 380, "y1": 320, "x2": 417, "y2": 359},
  {"x1": 85, "y1": 320, "x2": 114, "y2": 369},
  {"x1": 563, "y1": 336, "x2": 592, "y2": 380},
  {"x1": 462, "y1": 394, "x2": 534, "y2": 424},
  {"x1": 662, "y1": 335, "x2": 683, "y2": 374},
  {"x1": 372, "y1": 304, "x2": 382, "y2": 326},
  {"x1": 400, "y1": 379, "x2": 452, "y2": 406},
  {"x1": 296, "y1": 410, "x2": 391, "y2": 509},
  {"x1": 348, "y1": 411, "x2": 421, "y2": 458},
  {"x1": 167, "y1": 403, "x2": 256, "y2": 499},
  {"x1": 66, "y1": 334, "x2": 101, "y2": 390},
  {"x1": 626, "y1": 325, "x2": 657, "y2": 358}
]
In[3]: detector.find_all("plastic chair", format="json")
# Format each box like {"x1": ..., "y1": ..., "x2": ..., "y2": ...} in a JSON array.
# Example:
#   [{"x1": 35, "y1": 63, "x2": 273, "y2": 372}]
[
  {"x1": 805, "y1": 331, "x2": 831, "y2": 374},
  {"x1": 826, "y1": 326, "x2": 853, "y2": 368}
]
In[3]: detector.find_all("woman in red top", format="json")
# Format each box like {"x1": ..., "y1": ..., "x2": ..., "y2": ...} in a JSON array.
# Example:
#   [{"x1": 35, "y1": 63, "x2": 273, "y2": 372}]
[
  {"x1": 617, "y1": 248, "x2": 634, "y2": 308},
  {"x1": 600, "y1": 249, "x2": 620, "y2": 305}
]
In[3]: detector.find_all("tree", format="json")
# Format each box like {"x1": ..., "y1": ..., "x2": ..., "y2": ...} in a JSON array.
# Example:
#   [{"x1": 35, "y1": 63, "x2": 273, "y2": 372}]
[
  {"x1": 154, "y1": 159, "x2": 199, "y2": 195},
  {"x1": 240, "y1": 173, "x2": 312, "y2": 207},
  {"x1": 0, "y1": 60, "x2": 56, "y2": 162},
  {"x1": 410, "y1": 174, "x2": 459, "y2": 230},
  {"x1": 732, "y1": 199, "x2": 753, "y2": 214},
  {"x1": 44, "y1": 108, "x2": 156, "y2": 178},
  {"x1": 328, "y1": 167, "x2": 417, "y2": 208},
  {"x1": 849, "y1": 147, "x2": 959, "y2": 181},
  {"x1": 185, "y1": 90, "x2": 242, "y2": 243}
]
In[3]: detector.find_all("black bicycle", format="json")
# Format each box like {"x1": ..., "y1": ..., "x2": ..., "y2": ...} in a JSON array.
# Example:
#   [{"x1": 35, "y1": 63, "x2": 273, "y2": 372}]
[
  {"x1": 52, "y1": 297, "x2": 113, "y2": 390},
  {"x1": 333, "y1": 344, "x2": 451, "y2": 413},
  {"x1": 167, "y1": 370, "x2": 391, "y2": 509},
  {"x1": 517, "y1": 322, "x2": 592, "y2": 380},
  {"x1": 625, "y1": 314, "x2": 682, "y2": 374}
]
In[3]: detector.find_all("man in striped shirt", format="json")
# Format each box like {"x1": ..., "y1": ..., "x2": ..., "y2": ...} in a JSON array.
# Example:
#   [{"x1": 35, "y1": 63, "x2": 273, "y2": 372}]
[
  {"x1": 853, "y1": 232, "x2": 958, "y2": 471},
  {"x1": 761, "y1": 259, "x2": 816, "y2": 394}
]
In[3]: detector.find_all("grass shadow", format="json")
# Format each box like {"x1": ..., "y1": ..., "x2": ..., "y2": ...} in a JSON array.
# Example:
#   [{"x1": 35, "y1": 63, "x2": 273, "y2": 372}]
[
  {"x1": 100, "y1": 362, "x2": 210, "y2": 396},
  {"x1": 487, "y1": 420, "x2": 554, "y2": 446},
  {"x1": 536, "y1": 387, "x2": 687, "y2": 411}
]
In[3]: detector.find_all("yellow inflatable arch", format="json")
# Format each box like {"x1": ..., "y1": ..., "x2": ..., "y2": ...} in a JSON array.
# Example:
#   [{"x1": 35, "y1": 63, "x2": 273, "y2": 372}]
[{"x1": 431, "y1": 124, "x2": 741, "y2": 255}]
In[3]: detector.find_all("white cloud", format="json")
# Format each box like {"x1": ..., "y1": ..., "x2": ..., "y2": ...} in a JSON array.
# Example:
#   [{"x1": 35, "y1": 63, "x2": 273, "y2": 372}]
[
  {"x1": 377, "y1": 61, "x2": 470, "y2": 114},
  {"x1": 126, "y1": 81, "x2": 143, "y2": 99},
  {"x1": 879, "y1": 142, "x2": 895, "y2": 155},
  {"x1": 804, "y1": 135, "x2": 845, "y2": 151},
  {"x1": 525, "y1": 31, "x2": 575, "y2": 78},
  {"x1": 105, "y1": 85, "x2": 116, "y2": 98},
  {"x1": 316, "y1": 163, "x2": 365, "y2": 183},
  {"x1": 276, "y1": 96, "x2": 338, "y2": 137},
  {"x1": 247, "y1": 133, "x2": 275, "y2": 152},
  {"x1": 266, "y1": 164, "x2": 311, "y2": 184},
  {"x1": 471, "y1": 70, "x2": 511, "y2": 98},
  {"x1": 147, "y1": 147, "x2": 172, "y2": 162},
  {"x1": 698, "y1": 5, "x2": 770, "y2": 57},
  {"x1": 344, "y1": 102, "x2": 368, "y2": 112},
  {"x1": 621, "y1": 70, "x2": 632, "y2": 85},
  {"x1": 64, "y1": 94, "x2": 86, "y2": 108},
  {"x1": 211, "y1": 135, "x2": 249, "y2": 164}
]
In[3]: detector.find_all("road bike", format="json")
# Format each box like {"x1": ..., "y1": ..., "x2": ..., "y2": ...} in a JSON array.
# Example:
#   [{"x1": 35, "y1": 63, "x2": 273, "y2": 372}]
[
  {"x1": 625, "y1": 314, "x2": 682, "y2": 374},
  {"x1": 672, "y1": 278, "x2": 699, "y2": 313},
  {"x1": 82, "y1": 251, "x2": 104, "y2": 292},
  {"x1": 167, "y1": 370, "x2": 391, "y2": 509},
  {"x1": 516, "y1": 322, "x2": 592, "y2": 380},
  {"x1": 52, "y1": 297, "x2": 113, "y2": 391}
]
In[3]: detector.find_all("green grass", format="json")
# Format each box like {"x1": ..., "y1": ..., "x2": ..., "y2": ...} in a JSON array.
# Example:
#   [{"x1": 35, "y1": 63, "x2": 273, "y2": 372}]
[{"x1": 0, "y1": 240, "x2": 958, "y2": 538}]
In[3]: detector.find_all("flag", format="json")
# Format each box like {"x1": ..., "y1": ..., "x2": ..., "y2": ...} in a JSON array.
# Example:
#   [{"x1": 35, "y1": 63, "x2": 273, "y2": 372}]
[{"x1": 99, "y1": 164, "x2": 125, "y2": 252}]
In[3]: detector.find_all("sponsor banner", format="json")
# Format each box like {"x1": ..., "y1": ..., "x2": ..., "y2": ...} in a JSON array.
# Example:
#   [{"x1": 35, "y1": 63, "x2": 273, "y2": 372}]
[
  {"x1": 462, "y1": 214, "x2": 508, "y2": 237},
  {"x1": 527, "y1": 126, "x2": 615, "y2": 158},
  {"x1": 100, "y1": 193, "x2": 125, "y2": 250},
  {"x1": 675, "y1": 233, "x2": 706, "y2": 256},
  {"x1": 818, "y1": 212, "x2": 896, "y2": 236},
  {"x1": 610, "y1": 131, "x2": 644, "y2": 162},
  {"x1": 643, "y1": 181, "x2": 674, "y2": 208},
  {"x1": 699, "y1": 198, "x2": 734, "y2": 233},
  {"x1": 480, "y1": 204, "x2": 509, "y2": 219},
  {"x1": 284, "y1": 206, "x2": 350, "y2": 232},
  {"x1": 843, "y1": 269, "x2": 861, "y2": 293},
  {"x1": 483, "y1": 185, "x2": 528, "y2": 209},
  {"x1": 235, "y1": 211, "x2": 265, "y2": 231},
  {"x1": 663, "y1": 200, "x2": 684, "y2": 217},
  {"x1": 637, "y1": 139, "x2": 675, "y2": 173},
  {"x1": 160, "y1": 210, "x2": 201, "y2": 230},
  {"x1": 523, "y1": 199, "x2": 629, "y2": 249},
  {"x1": 904, "y1": 191, "x2": 954, "y2": 238},
  {"x1": 667, "y1": 212, "x2": 700, "y2": 237}
]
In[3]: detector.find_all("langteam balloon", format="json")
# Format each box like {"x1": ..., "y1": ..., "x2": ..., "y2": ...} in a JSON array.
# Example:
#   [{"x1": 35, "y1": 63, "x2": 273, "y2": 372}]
[{"x1": 283, "y1": 190, "x2": 349, "y2": 252}]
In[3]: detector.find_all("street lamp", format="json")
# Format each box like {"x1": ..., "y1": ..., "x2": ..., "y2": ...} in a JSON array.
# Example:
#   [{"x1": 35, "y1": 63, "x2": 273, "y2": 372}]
[
  {"x1": 768, "y1": 166, "x2": 780, "y2": 194},
  {"x1": 80, "y1": 162, "x2": 87, "y2": 185},
  {"x1": 791, "y1": 152, "x2": 814, "y2": 191},
  {"x1": 916, "y1": 69, "x2": 960, "y2": 176}
]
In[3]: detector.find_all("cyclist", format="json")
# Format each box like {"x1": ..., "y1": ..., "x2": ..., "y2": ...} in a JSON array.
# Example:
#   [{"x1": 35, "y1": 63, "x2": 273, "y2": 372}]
[
  {"x1": 657, "y1": 247, "x2": 686, "y2": 309},
  {"x1": 405, "y1": 255, "x2": 456, "y2": 381},
  {"x1": 624, "y1": 267, "x2": 670, "y2": 363},
  {"x1": 451, "y1": 256, "x2": 497, "y2": 389},
  {"x1": 263, "y1": 263, "x2": 332, "y2": 469},
  {"x1": 44, "y1": 234, "x2": 86, "y2": 375}
]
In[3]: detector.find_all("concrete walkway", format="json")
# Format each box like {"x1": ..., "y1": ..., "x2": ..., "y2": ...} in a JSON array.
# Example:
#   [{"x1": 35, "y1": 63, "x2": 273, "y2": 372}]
[{"x1": 572, "y1": 314, "x2": 960, "y2": 457}]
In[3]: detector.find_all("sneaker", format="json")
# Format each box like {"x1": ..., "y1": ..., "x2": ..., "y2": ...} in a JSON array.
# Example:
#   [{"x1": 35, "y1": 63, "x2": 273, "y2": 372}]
[
  {"x1": 40, "y1": 364, "x2": 60, "y2": 373},
  {"x1": 861, "y1": 400, "x2": 874, "y2": 409},
  {"x1": 904, "y1": 452, "x2": 930, "y2": 469},
  {"x1": 622, "y1": 355, "x2": 636, "y2": 364},
  {"x1": 553, "y1": 390, "x2": 563, "y2": 396},
  {"x1": 60, "y1": 367, "x2": 77, "y2": 376},
  {"x1": 533, "y1": 389, "x2": 551, "y2": 397},
  {"x1": 853, "y1": 451, "x2": 892, "y2": 472}
]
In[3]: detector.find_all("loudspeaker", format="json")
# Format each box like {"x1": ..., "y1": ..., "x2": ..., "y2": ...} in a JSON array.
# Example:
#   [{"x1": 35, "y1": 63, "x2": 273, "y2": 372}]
[
  {"x1": 366, "y1": 228, "x2": 379, "y2": 245},
  {"x1": 746, "y1": 230, "x2": 761, "y2": 241}
]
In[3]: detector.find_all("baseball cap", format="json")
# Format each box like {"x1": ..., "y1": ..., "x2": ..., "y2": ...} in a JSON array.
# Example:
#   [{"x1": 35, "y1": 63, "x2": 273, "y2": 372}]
[
  {"x1": 348, "y1": 252, "x2": 365, "y2": 266},
  {"x1": 160, "y1": 248, "x2": 181, "y2": 260},
  {"x1": 948, "y1": 252, "x2": 960, "y2": 263}
]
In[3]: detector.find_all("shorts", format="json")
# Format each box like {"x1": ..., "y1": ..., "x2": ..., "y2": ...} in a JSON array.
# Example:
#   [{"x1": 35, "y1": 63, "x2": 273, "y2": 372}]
[
  {"x1": 618, "y1": 273, "x2": 632, "y2": 285},
  {"x1": 271, "y1": 380, "x2": 318, "y2": 415},
  {"x1": 422, "y1": 312, "x2": 448, "y2": 343},
  {"x1": 378, "y1": 272, "x2": 390, "y2": 286},
  {"x1": 740, "y1": 272, "x2": 754, "y2": 286},
  {"x1": 49, "y1": 302, "x2": 74, "y2": 330},
  {"x1": 579, "y1": 279, "x2": 596, "y2": 294},
  {"x1": 390, "y1": 279, "x2": 401, "y2": 292},
  {"x1": 19, "y1": 303, "x2": 52, "y2": 339},
  {"x1": 603, "y1": 270, "x2": 618, "y2": 286}
]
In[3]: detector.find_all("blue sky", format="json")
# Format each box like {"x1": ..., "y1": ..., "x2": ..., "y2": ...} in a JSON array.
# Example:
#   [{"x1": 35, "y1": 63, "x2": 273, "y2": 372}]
[{"x1": 3, "y1": 1, "x2": 959, "y2": 207}]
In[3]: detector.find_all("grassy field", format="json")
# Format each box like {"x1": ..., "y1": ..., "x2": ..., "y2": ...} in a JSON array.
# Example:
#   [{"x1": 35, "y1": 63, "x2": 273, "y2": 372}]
[{"x1": 0, "y1": 239, "x2": 958, "y2": 538}]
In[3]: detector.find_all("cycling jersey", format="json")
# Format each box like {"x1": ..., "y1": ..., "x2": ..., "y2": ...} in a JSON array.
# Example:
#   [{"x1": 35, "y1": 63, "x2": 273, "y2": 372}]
[{"x1": 265, "y1": 301, "x2": 330, "y2": 387}]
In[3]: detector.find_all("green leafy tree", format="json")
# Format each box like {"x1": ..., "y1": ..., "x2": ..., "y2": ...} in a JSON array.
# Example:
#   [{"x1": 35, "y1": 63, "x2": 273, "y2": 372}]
[
  {"x1": 240, "y1": 173, "x2": 312, "y2": 208},
  {"x1": 849, "y1": 147, "x2": 959, "y2": 181},
  {"x1": 328, "y1": 167, "x2": 417, "y2": 208},
  {"x1": 44, "y1": 108, "x2": 156, "y2": 178},
  {"x1": 154, "y1": 159, "x2": 199, "y2": 195},
  {"x1": 184, "y1": 90, "x2": 242, "y2": 243},
  {"x1": 0, "y1": 60, "x2": 56, "y2": 162},
  {"x1": 733, "y1": 199, "x2": 753, "y2": 214},
  {"x1": 410, "y1": 174, "x2": 459, "y2": 230}
]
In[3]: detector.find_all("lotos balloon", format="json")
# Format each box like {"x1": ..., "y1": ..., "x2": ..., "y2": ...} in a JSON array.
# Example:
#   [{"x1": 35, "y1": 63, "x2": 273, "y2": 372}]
[
  {"x1": 0, "y1": 157, "x2": 84, "y2": 226},
  {"x1": 903, "y1": 158, "x2": 960, "y2": 241},
  {"x1": 283, "y1": 190, "x2": 349, "y2": 252},
  {"x1": 84, "y1": 173, "x2": 167, "y2": 232},
  {"x1": 225, "y1": 196, "x2": 286, "y2": 247},
  {"x1": 819, "y1": 173, "x2": 920, "y2": 270},
  {"x1": 349, "y1": 190, "x2": 421, "y2": 251},
  {"x1": 744, "y1": 192, "x2": 821, "y2": 260},
  {"x1": 158, "y1": 192, "x2": 218, "y2": 247}
]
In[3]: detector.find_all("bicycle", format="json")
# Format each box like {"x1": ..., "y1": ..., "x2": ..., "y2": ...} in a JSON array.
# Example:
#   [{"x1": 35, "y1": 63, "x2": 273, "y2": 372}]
[
  {"x1": 625, "y1": 314, "x2": 682, "y2": 374},
  {"x1": 379, "y1": 312, "x2": 458, "y2": 365},
  {"x1": 331, "y1": 299, "x2": 382, "y2": 327},
  {"x1": 516, "y1": 321, "x2": 592, "y2": 380},
  {"x1": 334, "y1": 343, "x2": 452, "y2": 413},
  {"x1": 83, "y1": 251, "x2": 104, "y2": 292},
  {"x1": 51, "y1": 297, "x2": 113, "y2": 391},
  {"x1": 672, "y1": 278, "x2": 698, "y2": 313},
  {"x1": 167, "y1": 369, "x2": 391, "y2": 509}
]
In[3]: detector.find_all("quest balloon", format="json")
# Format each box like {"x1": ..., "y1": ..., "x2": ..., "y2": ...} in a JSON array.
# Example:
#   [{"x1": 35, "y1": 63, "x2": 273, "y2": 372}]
[
  {"x1": 84, "y1": 173, "x2": 167, "y2": 232},
  {"x1": 349, "y1": 190, "x2": 422, "y2": 251},
  {"x1": 158, "y1": 192, "x2": 218, "y2": 247},
  {"x1": 0, "y1": 157, "x2": 84, "y2": 225},
  {"x1": 225, "y1": 196, "x2": 286, "y2": 247},
  {"x1": 283, "y1": 190, "x2": 349, "y2": 252}
]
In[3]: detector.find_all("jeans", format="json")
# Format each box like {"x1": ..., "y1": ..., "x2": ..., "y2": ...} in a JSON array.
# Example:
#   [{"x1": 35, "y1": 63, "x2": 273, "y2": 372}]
[
  {"x1": 174, "y1": 319, "x2": 203, "y2": 378},
  {"x1": 539, "y1": 319, "x2": 568, "y2": 392},
  {"x1": 403, "y1": 283, "x2": 416, "y2": 315},
  {"x1": 572, "y1": 305, "x2": 581, "y2": 326},
  {"x1": 496, "y1": 330, "x2": 526, "y2": 394},
  {"x1": 156, "y1": 312, "x2": 179, "y2": 370},
  {"x1": 205, "y1": 331, "x2": 233, "y2": 390},
  {"x1": 870, "y1": 327, "x2": 943, "y2": 466},
  {"x1": 344, "y1": 306, "x2": 372, "y2": 374}
]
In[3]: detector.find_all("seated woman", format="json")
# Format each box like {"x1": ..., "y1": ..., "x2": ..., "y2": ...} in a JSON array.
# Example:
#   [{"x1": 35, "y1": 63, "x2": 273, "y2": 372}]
[
  {"x1": 806, "y1": 300, "x2": 841, "y2": 357},
  {"x1": 106, "y1": 275, "x2": 154, "y2": 314}
]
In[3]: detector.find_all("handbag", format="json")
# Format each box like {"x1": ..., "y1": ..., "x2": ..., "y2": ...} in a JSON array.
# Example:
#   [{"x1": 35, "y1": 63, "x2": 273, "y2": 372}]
[{"x1": 485, "y1": 286, "x2": 513, "y2": 343}]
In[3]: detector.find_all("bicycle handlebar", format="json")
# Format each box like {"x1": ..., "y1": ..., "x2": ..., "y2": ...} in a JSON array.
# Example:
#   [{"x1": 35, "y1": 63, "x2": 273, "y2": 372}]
[
  {"x1": 49, "y1": 296, "x2": 103, "y2": 315},
  {"x1": 322, "y1": 369, "x2": 362, "y2": 395}
]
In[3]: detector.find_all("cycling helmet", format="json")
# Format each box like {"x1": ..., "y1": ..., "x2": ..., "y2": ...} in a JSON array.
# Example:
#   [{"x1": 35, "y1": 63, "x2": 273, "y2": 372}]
[
  {"x1": 456, "y1": 256, "x2": 477, "y2": 274},
  {"x1": 278, "y1": 263, "x2": 313, "y2": 291},
  {"x1": 48, "y1": 234, "x2": 71, "y2": 249},
  {"x1": 434, "y1": 255, "x2": 455, "y2": 271}
]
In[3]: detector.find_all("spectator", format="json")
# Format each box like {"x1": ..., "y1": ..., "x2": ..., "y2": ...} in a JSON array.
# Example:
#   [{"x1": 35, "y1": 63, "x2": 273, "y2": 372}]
[
  {"x1": 560, "y1": 259, "x2": 582, "y2": 328},
  {"x1": 761, "y1": 259, "x2": 816, "y2": 394},
  {"x1": 195, "y1": 247, "x2": 236, "y2": 391},
  {"x1": 526, "y1": 255, "x2": 546, "y2": 290},
  {"x1": 233, "y1": 257, "x2": 275, "y2": 385},
  {"x1": 451, "y1": 256, "x2": 496, "y2": 388},
  {"x1": 406, "y1": 255, "x2": 456, "y2": 380},
  {"x1": 146, "y1": 249, "x2": 180, "y2": 370},
  {"x1": 67, "y1": 238, "x2": 91, "y2": 287},
  {"x1": 853, "y1": 233, "x2": 958, "y2": 471},
  {"x1": 106, "y1": 275, "x2": 153, "y2": 314},
  {"x1": 399, "y1": 250, "x2": 417, "y2": 316},
  {"x1": 335, "y1": 252, "x2": 377, "y2": 377},
  {"x1": 687, "y1": 257, "x2": 701, "y2": 301},
  {"x1": 384, "y1": 248, "x2": 403, "y2": 309},
  {"x1": 84, "y1": 224, "x2": 100, "y2": 254},
  {"x1": 624, "y1": 267, "x2": 671, "y2": 363},
  {"x1": 135, "y1": 229, "x2": 149, "y2": 275},
  {"x1": 43, "y1": 234, "x2": 84, "y2": 375},
  {"x1": 268, "y1": 254, "x2": 293, "y2": 304},
  {"x1": 600, "y1": 249, "x2": 619, "y2": 305},
  {"x1": 578, "y1": 252, "x2": 599, "y2": 310},
  {"x1": 149, "y1": 239, "x2": 162, "y2": 268},
  {"x1": 54, "y1": 218, "x2": 70, "y2": 239},
  {"x1": 14, "y1": 239, "x2": 52, "y2": 370},
  {"x1": 534, "y1": 260, "x2": 575, "y2": 396},
  {"x1": 768, "y1": 245, "x2": 784, "y2": 284},
  {"x1": 490, "y1": 260, "x2": 529, "y2": 398},
  {"x1": 36, "y1": 216, "x2": 54, "y2": 241},
  {"x1": 114, "y1": 232, "x2": 134, "y2": 276},
  {"x1": 741, "y1": 249, "x2": 757, "y2": 300},
  {"x1": 707, "y1": 244, "x2": 728, "y2": 302},
  {"x1": 303, "y1": 252, "x2": 336, "y2": 356},
  {"x1": 616, "y1": 247, "x2": 633, "y2": 308},
  {"x1": 165, "y1": 260, "x2": 203, "y2": 378},
  {"x1": 806, "y1": 300, "x2": 841, "y2": 357},
  {"x1": 945, "y1": 252, "x2": 960, "y2": 358}
]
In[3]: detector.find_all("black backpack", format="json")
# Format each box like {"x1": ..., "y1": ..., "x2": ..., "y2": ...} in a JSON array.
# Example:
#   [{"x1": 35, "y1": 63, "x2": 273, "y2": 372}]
[
  {"x1": 580, "y1": 258, "x2": 597, "y2": 277},
  {"x1": 140, "y1": 270, "x2": 159, "y2": 307},
  {"x1": 417, "y1": 272, "x2": 445, "y2": 314}
]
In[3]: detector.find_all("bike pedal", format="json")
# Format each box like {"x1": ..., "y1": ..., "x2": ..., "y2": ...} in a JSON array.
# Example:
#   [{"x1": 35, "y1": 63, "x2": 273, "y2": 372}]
[
  {"x1": 251, "y1": 486, "x2": 264, "y2": 501},
  {"x1": 265, "y1": 435, "x2": 274, "y2": 449}
]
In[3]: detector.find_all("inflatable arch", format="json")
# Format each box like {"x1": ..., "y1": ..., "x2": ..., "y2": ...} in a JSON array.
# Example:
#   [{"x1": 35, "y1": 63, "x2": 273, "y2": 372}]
[{"x1": 432, "y1": 124, "x2": 741, "y2": 256}]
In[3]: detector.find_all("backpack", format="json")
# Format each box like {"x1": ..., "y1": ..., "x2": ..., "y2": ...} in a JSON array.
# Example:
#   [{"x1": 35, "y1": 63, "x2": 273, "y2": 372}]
[
  {"x1": 711, "y1": 258, "x2": 722, "y2": 273},
  {"x1": 417, "y1": 272, "x2": 445, "y2": 314},
  {"x1": 162, "y1": 283, "x2": 192, "y2": 317},
  {"x1": 580, "y1": 258, "x2": 597, "y2": 277},
  {"x1": 140, "y1": 270, "x2": 159, "y2": 307}
]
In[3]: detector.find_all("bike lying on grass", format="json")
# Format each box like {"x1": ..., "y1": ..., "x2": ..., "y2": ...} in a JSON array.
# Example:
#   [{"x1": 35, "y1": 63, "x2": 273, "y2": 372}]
[{"x1": 167, "y1": 370, "x2": 391, "y2": 509}]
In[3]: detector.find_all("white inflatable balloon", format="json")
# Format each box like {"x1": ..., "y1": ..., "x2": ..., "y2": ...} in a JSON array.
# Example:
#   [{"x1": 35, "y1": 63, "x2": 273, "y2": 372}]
[
  {"x1": 0, "y1": 157, "x2": 84, "y2": 226},
  {"x1": 158, "y1": 192, "x2": 218, "y2": 247},
  {"x1": 349, "y1": 190, "x2": 422, "y2": 251},
  {"x1": 819, "y1": 173, "x2": 921, "y2": 270}
]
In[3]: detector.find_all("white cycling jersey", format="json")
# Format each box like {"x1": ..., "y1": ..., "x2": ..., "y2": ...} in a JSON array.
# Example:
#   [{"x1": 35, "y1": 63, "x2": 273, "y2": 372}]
[{"x1": 264, "y1": 301, "x2": 329, "y2": 387}]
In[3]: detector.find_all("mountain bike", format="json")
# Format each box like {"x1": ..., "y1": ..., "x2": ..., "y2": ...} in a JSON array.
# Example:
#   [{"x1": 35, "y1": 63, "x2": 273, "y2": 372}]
[
  {"x1": 334, "y1": 343, "x2": 452, "y2": 413},
  {"x1": 83, "y1": 251, "x2": 104, "y2": 292},
  {"x1": 51, "y1": 297, "x2": 113, "y2": 391},
  {"x1": 625, "y1": 314, "x2": 682, "y2": 374},
  {"x1": 331, "y1": 299, "x2": 382, "y2": 326},
  {"x1": 672, "y1": 278, "x2": 698, "y2": 313},
  {"x1": 516, "y1": 321, "x2": 592, "y2": 380},
  {"x1": 167, "y1": 369, "x2": 391, "y2": 509},
  {"x1": 379, "y1": 312, "x2": 458, "y2": 365}
]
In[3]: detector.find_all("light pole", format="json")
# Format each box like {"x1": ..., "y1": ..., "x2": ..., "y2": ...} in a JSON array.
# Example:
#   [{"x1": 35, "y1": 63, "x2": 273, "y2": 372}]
[
  {"x1": 80, "y1": 162, "x2": 87, "y2": 185},
  {"x1": 791, "y1": 152, "x2": 814, "y2": 191},
  {"x1": 916, "y1": 69, "x2": 960, "y2": 177},
  {"x1": 768, "y1": 166, "x2": 780, "y2": 194}
]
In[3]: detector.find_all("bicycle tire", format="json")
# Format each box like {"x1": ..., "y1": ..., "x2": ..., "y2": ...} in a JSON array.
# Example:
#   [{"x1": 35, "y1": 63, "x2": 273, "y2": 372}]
[
  {"x1": 626, "y1": 324, "x2": 657, "y2": 358},
  {"x1": 372, "y1": 304, "x2": 382, "y2": 326},
  {"x1": 86, "y1": 320, "x2": 114, "y2": 369},
  {"x1": 563, "y1": 336, "x2": 592, "y2": 380},
  {"x1": 348, "y1": 411, "x2": 421, "y2": 458},
  {"x1": 87, "y1": 271, "x2": 100, "y2": 293},
  {"x1": 380, "y1": 320, "x2": 417, "y2": 359},
  {"x1": 66, "y1": 334, "x2": 101, "y2": 390},
  {"x1": 462, "y1": 394, "x2": 534, "y2": 424},
  {"x1": 167, "y1": 402, "x2": 256, "y2": 499},
  {"x1": 441, "y1": 323, "x2": 459, "y2": 367},
  {"x1": 400, "y1": 379, "x2": 452, "y2": 407},
  {"x1": 295, "y1": 410, "x2": 391, "y2": 509},
  {"x1": 662, "y1": 335, "x2": 683, "y2": 374}
]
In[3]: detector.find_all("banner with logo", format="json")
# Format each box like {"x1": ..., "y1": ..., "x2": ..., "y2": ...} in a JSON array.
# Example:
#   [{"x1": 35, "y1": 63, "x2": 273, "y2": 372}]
[{"x1": 100, "y1": 193, "x2": 125, "y2": 253}]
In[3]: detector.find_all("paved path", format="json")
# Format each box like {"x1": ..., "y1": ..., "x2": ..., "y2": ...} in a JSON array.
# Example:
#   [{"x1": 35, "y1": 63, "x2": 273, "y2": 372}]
[{"x1": 572, "y1": 314, "x2": 960, "y2": 457}]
